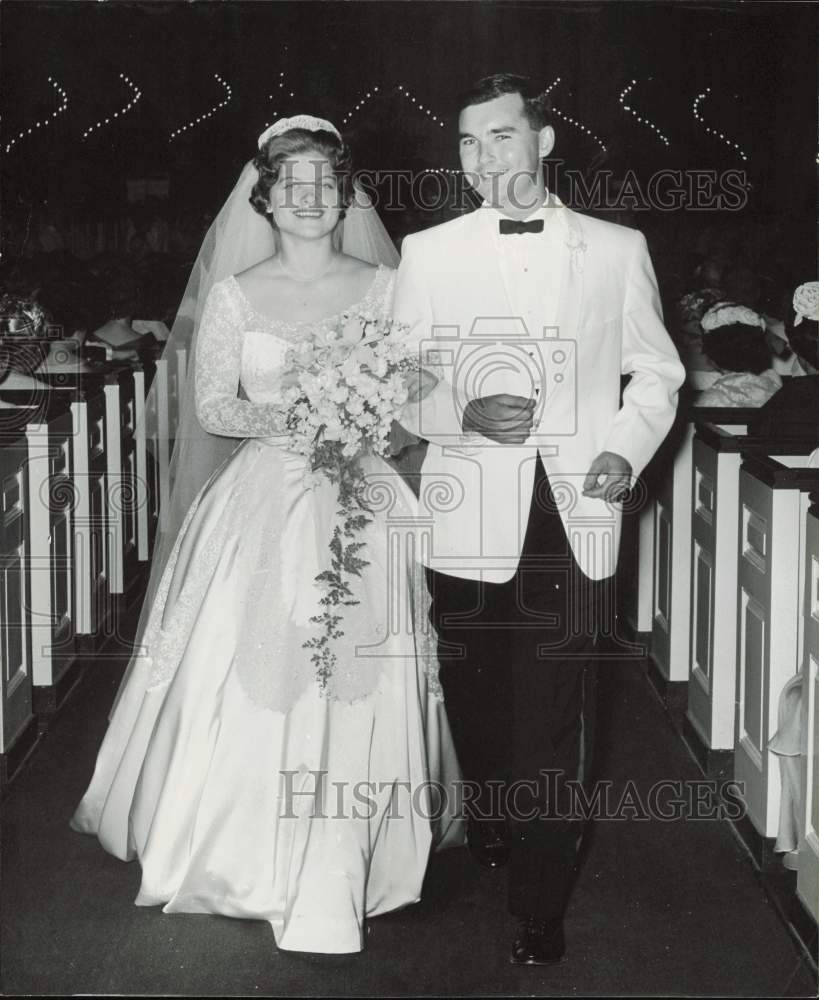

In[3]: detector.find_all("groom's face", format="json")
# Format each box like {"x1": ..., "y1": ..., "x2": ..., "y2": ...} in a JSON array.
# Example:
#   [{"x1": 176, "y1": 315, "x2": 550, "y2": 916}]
[{"x1": 458, "y1": 92, "x2": 554, "y2": 217}]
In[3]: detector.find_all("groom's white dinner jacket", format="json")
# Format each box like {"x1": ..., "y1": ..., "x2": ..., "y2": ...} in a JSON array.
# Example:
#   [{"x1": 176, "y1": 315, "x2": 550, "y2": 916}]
[{"x1": 393, "y1": 197, "x2": 685, "y2": 583}]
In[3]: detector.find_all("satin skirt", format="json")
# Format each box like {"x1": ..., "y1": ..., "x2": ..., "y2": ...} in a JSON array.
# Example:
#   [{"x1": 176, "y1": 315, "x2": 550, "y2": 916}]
[{"x1": 71, "y1": 438, "x2": 464, "y2": 954}]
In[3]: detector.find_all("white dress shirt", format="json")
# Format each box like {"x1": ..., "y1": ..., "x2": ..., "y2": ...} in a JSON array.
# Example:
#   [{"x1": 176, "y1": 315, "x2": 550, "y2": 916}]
[
  {"x1": 479, "y1": 194, "x2": 568, "y2": 398},
  {"x1": 480, "y1": 195, "x2": 566, "y2": 335}
]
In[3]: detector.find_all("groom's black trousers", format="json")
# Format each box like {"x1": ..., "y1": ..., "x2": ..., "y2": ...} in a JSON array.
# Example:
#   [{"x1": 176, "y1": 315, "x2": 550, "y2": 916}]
[{"x1": 426, "y1": 453, "x2": 604, "y2": 921}]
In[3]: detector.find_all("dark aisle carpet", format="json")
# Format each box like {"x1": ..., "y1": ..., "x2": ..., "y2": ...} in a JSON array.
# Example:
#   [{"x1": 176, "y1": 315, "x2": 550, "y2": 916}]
[{"x1": 1, "y1": 641, "x2": 816, "y2": 997}]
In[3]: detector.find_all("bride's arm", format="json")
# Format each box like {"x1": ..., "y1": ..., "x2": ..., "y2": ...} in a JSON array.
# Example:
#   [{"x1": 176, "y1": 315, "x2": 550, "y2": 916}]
[{"x1": 195, "y1": 281, "x2": 286, "y2": 438}]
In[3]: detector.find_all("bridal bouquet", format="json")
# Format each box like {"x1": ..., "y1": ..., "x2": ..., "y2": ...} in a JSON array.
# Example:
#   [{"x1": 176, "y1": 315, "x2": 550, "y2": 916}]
[
  {"x1": 279, "y1": 314, "x2": 418, "y2": 477},
  {"x1": 276, "y1": 312, "x2": 421, "y2": 690}
]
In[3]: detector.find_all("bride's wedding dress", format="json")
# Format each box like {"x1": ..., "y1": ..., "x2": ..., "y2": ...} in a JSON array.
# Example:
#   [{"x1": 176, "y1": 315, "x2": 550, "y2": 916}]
[{"x1": 71, "y1": 265, "x2": 463, "y2": 954}]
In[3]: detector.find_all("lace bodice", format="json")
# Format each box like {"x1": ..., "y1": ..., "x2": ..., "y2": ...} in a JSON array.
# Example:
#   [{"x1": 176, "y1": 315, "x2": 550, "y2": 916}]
[{"x1": 195, "y1": 265, "x2": 395, "y2": 438}]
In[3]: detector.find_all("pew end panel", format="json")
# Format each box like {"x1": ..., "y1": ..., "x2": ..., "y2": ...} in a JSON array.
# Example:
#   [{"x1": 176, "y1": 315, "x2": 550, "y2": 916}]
[
  {"x1": 688, "y1": 424, "x2": 819, "y2": 761},
  {"x1": 644, "y1": 406, "x2": 762, "y2": 716},
  {"x1": 0, "y1": 418, "x2": 39, "y2": 785},
  {"x1": 39, "y1": 375, "x2": 113, "y2": 646}
]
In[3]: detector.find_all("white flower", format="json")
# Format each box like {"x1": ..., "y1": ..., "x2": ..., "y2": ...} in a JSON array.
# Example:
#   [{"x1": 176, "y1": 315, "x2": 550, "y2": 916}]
[
  {"x1": 352, "y1": 343, "x2": 377, "y2": 369},
  {"x1": 302, "y1": 470, "x2": 324, "y2": 491},
  {"x1": 564, "y1": 225, "x2": 587, "y2": 272},
  {"x1": 793, "y1": 282, "x2": 819, "y2": 326},
  {"x1": 339, "y1": 355, "x2": 360, "y2": 379},
  {"x1": 322, "y1": 417, "x2": 344, "y2": 441},
  {"x1": 341, "y1": 315, "x2": 365, "y2": 344},
  {"x1": 357, "y1": 376, "x2": 381, "y2": 404}
]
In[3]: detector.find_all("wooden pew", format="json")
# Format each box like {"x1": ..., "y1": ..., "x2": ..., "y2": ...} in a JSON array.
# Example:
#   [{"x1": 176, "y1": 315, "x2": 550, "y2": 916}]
[
  {"x1": 39, "y1": 374, "x2": 111, "y2": 648},
  {"x1": 641, "y1": 404, "x2": 758, "y2": 714},
  {"x1": 133, "y1": 349, "x2": 174, "y2": 559},
  {"x1": 102, "y1": 367, "x2": 139, "y2": 601},
  {"x1": 0, "y1": 335, "x2": 178, "y2": 782},
  {"x1": 619, "y1": 503, "x2": 654, "y2": 638},
  {"x1": 735, "y1": 452, "x2": 819, "y2": 844},
  {"x1": 0, "y1": 392, "x2": 79, "y2": 716},
  {"x1": 0, "y1": 409, "x2": 39, "y2": 785},
  {"x1": 132, "y1": 356, "x2": 158, "y2": 563},
  {"x1": 145, "y1": 355, "x2": 170, "y2": 533},
  {"x1": 686, "y1": 417, "x2": 817, "y2": 771}
]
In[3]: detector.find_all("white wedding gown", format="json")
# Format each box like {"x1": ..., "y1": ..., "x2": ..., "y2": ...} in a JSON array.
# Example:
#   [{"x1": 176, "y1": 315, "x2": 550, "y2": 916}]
[{"x1": 71, "y1": 265, "x2": 464, "y2": 954}]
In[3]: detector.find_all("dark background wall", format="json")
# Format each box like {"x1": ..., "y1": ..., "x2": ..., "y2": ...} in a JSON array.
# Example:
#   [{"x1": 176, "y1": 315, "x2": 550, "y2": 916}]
[{"x1": 2, "y1": 1, "x2": 816, "y2": 260}]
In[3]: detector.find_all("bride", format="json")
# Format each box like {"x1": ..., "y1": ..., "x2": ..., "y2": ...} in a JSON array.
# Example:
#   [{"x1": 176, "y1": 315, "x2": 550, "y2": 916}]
[{"x1": 70, "y1": 115, "x2": 463, "y2": 955}]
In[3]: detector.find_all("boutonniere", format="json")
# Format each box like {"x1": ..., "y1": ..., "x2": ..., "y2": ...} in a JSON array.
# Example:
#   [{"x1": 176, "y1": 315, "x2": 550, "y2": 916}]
[{"x1": 564, "y1": 226, "x2": 587, "y2": 273}]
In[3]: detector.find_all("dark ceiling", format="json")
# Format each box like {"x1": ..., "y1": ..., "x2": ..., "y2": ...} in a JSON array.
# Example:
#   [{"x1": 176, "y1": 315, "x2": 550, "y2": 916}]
[{"x1": 2, "y1": 1, "x2": 816, "y2": 228}]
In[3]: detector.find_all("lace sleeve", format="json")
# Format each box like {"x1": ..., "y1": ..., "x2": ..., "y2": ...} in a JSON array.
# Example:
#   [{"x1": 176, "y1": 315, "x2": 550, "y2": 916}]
[{"x1": 194, "y1": 280, "x2": 286, "y2": 438}]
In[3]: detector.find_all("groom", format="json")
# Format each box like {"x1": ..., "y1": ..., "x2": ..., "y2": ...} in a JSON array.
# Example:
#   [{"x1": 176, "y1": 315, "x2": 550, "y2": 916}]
[{"x1": 393, "y1": 74, "x2": 684, "y2": 965}]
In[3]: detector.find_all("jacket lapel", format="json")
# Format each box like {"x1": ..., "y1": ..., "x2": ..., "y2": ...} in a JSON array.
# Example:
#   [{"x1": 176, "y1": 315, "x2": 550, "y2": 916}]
[{"x1": 553, "y1": 206, "x2": 587, "y2": 340}]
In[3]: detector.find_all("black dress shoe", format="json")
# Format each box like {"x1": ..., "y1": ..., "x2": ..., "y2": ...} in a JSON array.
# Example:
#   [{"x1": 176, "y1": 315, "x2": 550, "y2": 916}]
[
  {"x1": 510, "y1": 917, "x2": 565, "y2": 966},
  {"x1": 466, "y1": 820, "x2": 510, "y2": 869}
]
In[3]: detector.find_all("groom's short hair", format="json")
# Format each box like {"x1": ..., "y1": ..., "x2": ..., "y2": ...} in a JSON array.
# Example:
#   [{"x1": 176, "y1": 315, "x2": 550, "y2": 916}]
[{"x1": 458, "y1": 74, "x2": 554, "y2": 131}]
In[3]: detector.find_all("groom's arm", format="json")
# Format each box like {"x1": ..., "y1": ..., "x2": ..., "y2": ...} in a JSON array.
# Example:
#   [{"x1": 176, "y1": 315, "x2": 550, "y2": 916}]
[{"x1": 599, "y1": 232, "x2": 686, "y2": 480}]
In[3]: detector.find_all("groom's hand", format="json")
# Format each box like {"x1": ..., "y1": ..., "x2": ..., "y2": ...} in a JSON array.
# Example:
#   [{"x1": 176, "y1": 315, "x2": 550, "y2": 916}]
[
  {"x1": 388, "y1": 419, "x2": 421, "y2": 456},
  {"x1": 582, "y1": 451, "x2": 632, "y2": 502},
  {"x1": 462, "y1": 394, "x2": 536, "y2": 444}
]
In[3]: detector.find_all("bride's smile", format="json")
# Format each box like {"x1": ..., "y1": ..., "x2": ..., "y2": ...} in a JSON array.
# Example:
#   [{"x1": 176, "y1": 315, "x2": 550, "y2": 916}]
[{"x1": 270, "y1": 153, "x2": 342, "y2": 239}]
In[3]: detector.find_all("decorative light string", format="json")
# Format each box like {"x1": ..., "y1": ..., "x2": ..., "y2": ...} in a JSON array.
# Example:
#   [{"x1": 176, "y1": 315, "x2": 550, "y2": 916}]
[
  {"x1": 82, "y1": 72, "x2": 141, "y2": 140},
  {"x1": 263, "y1": 71, "x2": 296, "y2": 129},
  {"x1": 5, "y1": 76, "x2": 68, "y2": 154},
  {"x1": 341, "y1": 85, "x2": 380, "y2": 127},
  {"x1": 692, "y1": 87, "x2": 747, "y2": 163},
  {"x1": 344, "y1": 84, "x2": 445, "y2": 129},
  {"x1": 170, "y1": 73, "x2": 233, "y2": 141},
  {"x1": 545, "y1": 77, "x2": 607, "y2": 153},
  {"x1": 618, "y1": 79, "x2": 670, "y2": 147}
]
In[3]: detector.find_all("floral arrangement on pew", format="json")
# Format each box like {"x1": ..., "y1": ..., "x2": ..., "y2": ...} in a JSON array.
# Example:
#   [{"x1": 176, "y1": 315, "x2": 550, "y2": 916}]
[
  {"x1": 275, "y1": 311, "x2": 423, "y2": 690},
  {"x1": 0, "y1": 294, "x2": 50, "y2": 388}
]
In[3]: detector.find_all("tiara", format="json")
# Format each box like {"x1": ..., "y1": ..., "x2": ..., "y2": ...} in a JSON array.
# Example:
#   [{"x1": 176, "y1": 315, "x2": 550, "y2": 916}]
[
  {"x1": 700, "y1": 301, "x2": 766, "y2": 334},
  {"x1": 257, "y1": 115, "x2": 341, "y2": 149}
]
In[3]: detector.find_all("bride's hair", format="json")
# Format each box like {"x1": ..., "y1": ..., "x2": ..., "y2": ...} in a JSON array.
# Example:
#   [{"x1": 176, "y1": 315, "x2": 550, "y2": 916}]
[{"x1": 249, "y1": 129, "x2": 353, "y2": 225}]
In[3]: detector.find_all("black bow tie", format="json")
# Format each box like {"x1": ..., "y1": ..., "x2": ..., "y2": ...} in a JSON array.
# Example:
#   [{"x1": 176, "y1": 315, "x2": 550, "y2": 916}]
[{"x1": 498, "y1": 218, "x2": 544, "y2": 235}]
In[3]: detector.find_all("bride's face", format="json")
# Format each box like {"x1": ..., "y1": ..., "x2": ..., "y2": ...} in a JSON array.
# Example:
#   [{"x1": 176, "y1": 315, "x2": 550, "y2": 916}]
[{"x1": 269, "y1": 153, "x2": 342, "y2": 239}]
